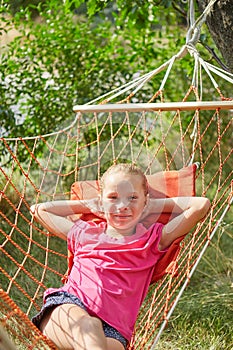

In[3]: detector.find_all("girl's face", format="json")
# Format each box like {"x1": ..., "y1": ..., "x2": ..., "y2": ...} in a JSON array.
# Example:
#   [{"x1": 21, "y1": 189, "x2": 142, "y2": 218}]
[{"x1": 100, "y1": 171, "x2": 147, "y2": 236}]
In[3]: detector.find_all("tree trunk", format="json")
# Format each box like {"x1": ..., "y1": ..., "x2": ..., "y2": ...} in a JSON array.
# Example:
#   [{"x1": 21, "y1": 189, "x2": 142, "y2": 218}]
[{"x1": 197, "y1": 0, "x2": 233, "y2": 72}]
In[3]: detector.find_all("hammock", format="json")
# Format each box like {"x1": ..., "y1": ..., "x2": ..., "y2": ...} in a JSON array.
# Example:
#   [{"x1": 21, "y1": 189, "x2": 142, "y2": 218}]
[{"x1": 0, "y1": 1, "x2": 232, "y2": 349}]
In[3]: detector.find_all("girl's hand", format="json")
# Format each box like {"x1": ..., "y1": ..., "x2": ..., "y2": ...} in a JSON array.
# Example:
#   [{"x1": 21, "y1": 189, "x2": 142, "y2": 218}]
[{"x1": 84, "y1": 198, "x2": 106, "y2": 219}]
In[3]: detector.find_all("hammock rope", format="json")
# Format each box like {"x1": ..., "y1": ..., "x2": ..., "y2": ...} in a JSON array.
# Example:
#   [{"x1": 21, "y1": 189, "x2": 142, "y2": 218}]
[{"x1": 1, "y1": 0, "x2": 232, "y2": 349}]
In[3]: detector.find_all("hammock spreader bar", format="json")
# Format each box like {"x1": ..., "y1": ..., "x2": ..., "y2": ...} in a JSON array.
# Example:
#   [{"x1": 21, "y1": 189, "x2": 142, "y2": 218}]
[{"x1": 73, "y1": 100, "x2": 233, "y2": 113}]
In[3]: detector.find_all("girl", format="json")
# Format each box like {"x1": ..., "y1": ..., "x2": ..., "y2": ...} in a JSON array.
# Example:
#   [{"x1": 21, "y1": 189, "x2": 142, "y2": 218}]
[{"x1": 31, "y1": 163, "x2": 210, "y2": 350}]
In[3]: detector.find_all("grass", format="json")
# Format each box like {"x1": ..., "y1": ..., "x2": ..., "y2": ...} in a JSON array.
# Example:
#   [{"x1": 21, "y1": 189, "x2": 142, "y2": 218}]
[{"x1": 155, "y1": 218, "x2": 233, "y2": 350}]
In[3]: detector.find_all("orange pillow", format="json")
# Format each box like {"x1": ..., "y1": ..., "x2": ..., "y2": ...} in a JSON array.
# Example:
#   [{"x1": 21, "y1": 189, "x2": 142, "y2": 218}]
[{"x1": 70, "y1": 164, "x2": 197, "y2": 227}]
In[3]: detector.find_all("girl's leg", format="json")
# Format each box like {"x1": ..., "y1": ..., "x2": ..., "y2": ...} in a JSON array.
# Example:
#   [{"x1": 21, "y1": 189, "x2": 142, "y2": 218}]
[
  {"x1": 40, "y1": 303, "x2": 124, "y2": 350},
  {"x1": 106, "y1": 338, "x2": 125, "y2": 350},
  {"x1": 40, "y1": 303, "x2": 106, "y2": 350}
]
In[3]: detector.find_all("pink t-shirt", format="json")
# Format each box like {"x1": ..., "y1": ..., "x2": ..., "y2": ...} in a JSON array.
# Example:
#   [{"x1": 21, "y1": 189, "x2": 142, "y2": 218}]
[{"x1": 44, "y1": 219, "x2": 166, "y2": 340}]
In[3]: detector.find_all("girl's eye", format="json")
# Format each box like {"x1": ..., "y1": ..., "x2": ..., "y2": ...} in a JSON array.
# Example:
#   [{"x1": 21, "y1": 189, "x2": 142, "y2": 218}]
[
  {"x1": 108, "y1": 195, "x2": 117, "y2": 200},
  {"x1": 129, "y1": 195, "x2": 137, "y2": 200}
]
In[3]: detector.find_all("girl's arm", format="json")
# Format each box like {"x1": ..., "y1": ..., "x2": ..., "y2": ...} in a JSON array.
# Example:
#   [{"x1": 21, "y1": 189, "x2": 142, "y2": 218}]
[
  {"x1": 30, "y1": 198, "x2": 103, "y2": 239},
  {"x1": 143, "y1": 197, "x2": 211, "y2": 250}
]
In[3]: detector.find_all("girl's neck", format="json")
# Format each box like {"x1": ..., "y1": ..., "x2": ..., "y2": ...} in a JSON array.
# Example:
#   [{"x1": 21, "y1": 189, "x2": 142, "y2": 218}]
[{"x1": 105, "y1": 226, "x2": 135, "y2": 238}]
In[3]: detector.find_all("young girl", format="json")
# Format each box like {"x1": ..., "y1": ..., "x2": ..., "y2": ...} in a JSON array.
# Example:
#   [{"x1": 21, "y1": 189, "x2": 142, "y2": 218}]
[{"x1": 31, "y1": 163, "x2": 210, "y2": 350}]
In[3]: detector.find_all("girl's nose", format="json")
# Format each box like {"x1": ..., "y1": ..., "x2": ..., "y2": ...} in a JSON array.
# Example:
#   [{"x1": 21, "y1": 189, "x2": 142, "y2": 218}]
[{"x1": 116, "y1": 199, "x2": 129, "y2": 211}]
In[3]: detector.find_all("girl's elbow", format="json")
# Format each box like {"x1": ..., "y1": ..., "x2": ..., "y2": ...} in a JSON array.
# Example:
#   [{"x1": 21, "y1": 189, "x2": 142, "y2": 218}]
[
  {"x1": 30, "y1": 203, "x2": 45, "y2": 219},
  {"x1": 199, "y1": 198, "x2": 211, "y2": 217},
  {"x1": 30, "y1": 204, "x2": 40, "y2": 220},
  {"x1": 30, "y1": 204, "x2": 36, "y2": 214}
]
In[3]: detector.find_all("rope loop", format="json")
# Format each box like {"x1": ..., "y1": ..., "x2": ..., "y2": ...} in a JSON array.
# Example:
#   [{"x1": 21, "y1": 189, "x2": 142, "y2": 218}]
[{"x1": 186, "y1": 0, "x2": 219, "y2": 48}]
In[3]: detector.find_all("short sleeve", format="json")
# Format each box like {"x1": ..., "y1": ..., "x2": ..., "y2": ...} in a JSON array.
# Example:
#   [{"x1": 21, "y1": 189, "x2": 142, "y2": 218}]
[
  {"x1": 67, "y1": 224, "x2": 76, "y2": 254},
  {"x1": 149, "y1": 222, "x2": 166, "y2": 253}
]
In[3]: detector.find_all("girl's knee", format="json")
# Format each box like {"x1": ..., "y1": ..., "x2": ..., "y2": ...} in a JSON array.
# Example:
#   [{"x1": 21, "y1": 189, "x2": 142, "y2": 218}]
[
  {"x1": 78, "y1": 315, "x2": 103, "y2": 333},
  {"x1": 73, "y1": 316, "x2": 107, "y2": 349}
]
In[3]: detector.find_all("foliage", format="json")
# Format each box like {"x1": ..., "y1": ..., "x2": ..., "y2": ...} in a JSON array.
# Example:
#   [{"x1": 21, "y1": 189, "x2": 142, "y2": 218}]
[
  {"x1": 0, "y1": 0, "x2": 189, "y2": 139},
  {"x1": 6, "y1": 0, "x2": 47, "y2": 17},
  {"x1": 2, "y1": 0, "x2": 224, "y2": 156}
]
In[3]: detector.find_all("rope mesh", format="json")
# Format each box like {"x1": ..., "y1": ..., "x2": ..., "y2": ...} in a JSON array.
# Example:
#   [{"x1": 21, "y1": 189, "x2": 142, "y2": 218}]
[{"x1": 0, "y1": 55, "x2": 232, "y2": 348}]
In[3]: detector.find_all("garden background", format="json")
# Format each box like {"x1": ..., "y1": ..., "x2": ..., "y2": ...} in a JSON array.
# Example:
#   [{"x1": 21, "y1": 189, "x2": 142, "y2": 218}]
[{"x1": 0, "y1": 1, "x2": 232, "y2": 349}]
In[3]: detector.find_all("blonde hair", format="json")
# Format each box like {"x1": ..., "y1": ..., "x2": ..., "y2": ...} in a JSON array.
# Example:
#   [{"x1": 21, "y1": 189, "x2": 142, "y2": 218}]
[{"x1": 100, "y1": 163, "x2": 148, "y2": 196}]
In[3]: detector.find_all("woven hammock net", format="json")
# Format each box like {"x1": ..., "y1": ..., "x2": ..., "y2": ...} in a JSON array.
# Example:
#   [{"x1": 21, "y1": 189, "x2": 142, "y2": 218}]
[{"x1": 1, "y1": 35, "x2": 233, "y2": 349}]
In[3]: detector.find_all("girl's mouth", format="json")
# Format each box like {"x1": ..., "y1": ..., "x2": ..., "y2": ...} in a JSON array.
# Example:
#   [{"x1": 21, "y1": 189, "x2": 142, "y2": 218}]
[{"x1": 113, "y1": 214, "x2": 131, "y2": 219}]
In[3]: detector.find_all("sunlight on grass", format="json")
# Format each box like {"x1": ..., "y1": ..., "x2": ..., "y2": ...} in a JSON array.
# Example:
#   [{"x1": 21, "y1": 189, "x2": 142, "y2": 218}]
[{"x1": 156, "y1": 219, "x2": 233, "y2": 350}]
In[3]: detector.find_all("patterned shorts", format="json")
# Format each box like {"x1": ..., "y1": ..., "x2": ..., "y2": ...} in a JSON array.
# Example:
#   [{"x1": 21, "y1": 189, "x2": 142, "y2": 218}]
[{"x1": 32, "y1": 291, "x2": 128, "y2": 349}]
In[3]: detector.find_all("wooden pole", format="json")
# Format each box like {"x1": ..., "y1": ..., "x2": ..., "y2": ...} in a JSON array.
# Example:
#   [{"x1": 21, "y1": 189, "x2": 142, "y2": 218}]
[{"x1": 73, "y1": 101, "x2": 233, "y2": 113}]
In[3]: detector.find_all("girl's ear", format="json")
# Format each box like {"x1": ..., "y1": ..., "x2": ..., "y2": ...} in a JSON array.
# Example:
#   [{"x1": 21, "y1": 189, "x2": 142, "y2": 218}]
[
  {"x1": 140, "y1": 194, "x2": 150, "y2": 220},
  {"x1": 98, "y1": 193, "x2": 103, "y2": 209},
  {"x1": 144, "y1": 194, "x2": 149, "y2": 207}
]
